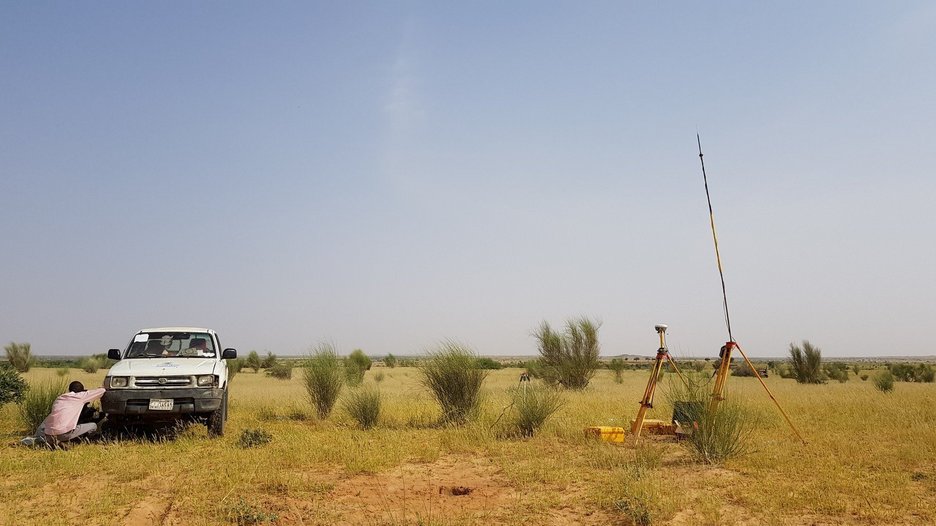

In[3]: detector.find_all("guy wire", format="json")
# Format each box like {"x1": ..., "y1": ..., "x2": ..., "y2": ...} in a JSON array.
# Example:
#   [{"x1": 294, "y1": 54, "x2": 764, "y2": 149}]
[{"x1": 697, "y1": 134, "x2": 734, "y2": 343}]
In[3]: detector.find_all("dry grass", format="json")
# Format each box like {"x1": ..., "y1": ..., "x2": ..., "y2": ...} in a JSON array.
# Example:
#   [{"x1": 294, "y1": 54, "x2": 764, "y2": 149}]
[{"x1": 1, "y1": 366, "x2": 934, "y2": 525}]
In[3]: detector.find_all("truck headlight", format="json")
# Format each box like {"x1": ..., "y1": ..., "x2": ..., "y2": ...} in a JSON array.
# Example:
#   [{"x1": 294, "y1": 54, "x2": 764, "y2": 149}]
[
  {"x1": 110, "y1": 376, "x2": 129, "y2": 388},
  {"x1": 197, "y1": 375, "x2": 216, "y2": 387}
]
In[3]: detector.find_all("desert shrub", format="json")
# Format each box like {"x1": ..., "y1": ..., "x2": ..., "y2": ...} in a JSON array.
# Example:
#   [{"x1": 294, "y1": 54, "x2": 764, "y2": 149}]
[
  {"x1": 534, "y1": 317, "x2": 601, "y2": 390},
  {"x1": 226, "y1": 497, "x2": 278, "y2": 525},
  {"x1": 0, "y1": 365, "x2": 28, "y2": 406},
  {"x1": 348, "y1": 349, "x2": 372, "y2": 371},
  {"x1": 374, "y1": 371, "x2": 385, "y2": 383},
  {"x1": 20, "y1": 378, "x2": 68, "y2": 432},
  {"x1": 888, "y1": 363, "x2": 935, "y2": 383},
  {"x1": 238, "y1": 428, "x2": 272, "y2": 448},
  {"x1": 260, "y1": 352, "x2": 277, "y2": 369},
  {"x1": 691, "y1": 361, "x2": 706, "y2": 373},
  {"x1": 476, "y1": 357, "x2": 503, "y2": 370},
  {"x1": 860, "y1": 374, "x2": 869, "y2": 381},
  {"x1": 56, "y1": 367, "x2": 69, "y2": 377},
  {"x1": 512, "y1": 384, "x2": 563, "y2": 437},
  {"x1": 303, "y1": 344, "x2": 344, "y2": 418},
  {"x1": 227, "y1": 358, "x2": 244, "y2": 383},
  {"x1": 245, "y1": 351, "x2": 262, "y2": 373},
  {"x1": 824, "y1": 362, "x2": 850, "y2": 383},
  {"x1": 917, "y1": 364, "x2": 935, "y2": 383},
  {"x1": 343, "y1": 385, "x2": 381, "y2": 430},
  {"x1": 420, "y1": 342, "x2": 488, "y2": 425},
  {"x1": 788, "y1": 340, "x2": 826, "y2": 384},
  {"x1": 344, "y1": 349, "x2": 372, "y2": 386},
  {"x1": 609, "y1": 358, "x2": 625, "y2": 383},
  {"x1": 852, "y1": 364, "x2": 861, "y2": 375},
  {"x1": 730, "y1": 364, "x2": 758, "y2": 377},
  {"x1": 665, "y1": 372, "x2": 752, "y2": 464},
  {"x1": 383, "y1": 353, "x2": 397, "y2": 368},
  {"x1": 4, "y1": 342, "x2": 33, "y2": 373},
  {"x1": 266, "y1": 361, "x2": 293, "y2": 380},
  {"x1": 79, "y1": 356, "x2": 103, "y2": 373},
  {"x1": 874, "y1": 370, "x2": 895, "y2": 393}
]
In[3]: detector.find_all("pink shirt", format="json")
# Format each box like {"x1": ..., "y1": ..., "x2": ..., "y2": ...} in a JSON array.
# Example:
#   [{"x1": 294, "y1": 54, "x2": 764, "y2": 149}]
[{"x1": 42, "y1": 388, "x2": 106, "y2": 436}]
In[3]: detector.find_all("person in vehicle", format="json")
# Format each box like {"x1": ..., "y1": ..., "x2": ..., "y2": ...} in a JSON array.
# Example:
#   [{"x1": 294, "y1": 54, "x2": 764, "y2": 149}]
[
  {"x1": 180, "y1": 337, "x2": 211, "y2": 357},
  {"x1": 35, "y1": 381, "x2": 106, "y2": 446}
]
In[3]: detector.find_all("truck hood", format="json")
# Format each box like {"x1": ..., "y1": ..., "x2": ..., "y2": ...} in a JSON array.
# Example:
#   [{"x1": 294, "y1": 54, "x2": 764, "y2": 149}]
[{"x1": 108, "y1": 358, "x2": 219, "y2": 377}]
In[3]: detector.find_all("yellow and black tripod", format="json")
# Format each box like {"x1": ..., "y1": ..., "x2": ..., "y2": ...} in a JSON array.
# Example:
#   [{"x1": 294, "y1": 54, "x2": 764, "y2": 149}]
[{"x1": 630, "y1": 324, "x2": 688, "y2": 443}]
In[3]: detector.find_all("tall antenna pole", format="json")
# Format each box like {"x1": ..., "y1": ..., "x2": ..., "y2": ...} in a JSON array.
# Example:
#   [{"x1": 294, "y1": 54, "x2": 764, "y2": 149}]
[{"x1": 697, "y1": 134, "x2": 734, "y2": 343}]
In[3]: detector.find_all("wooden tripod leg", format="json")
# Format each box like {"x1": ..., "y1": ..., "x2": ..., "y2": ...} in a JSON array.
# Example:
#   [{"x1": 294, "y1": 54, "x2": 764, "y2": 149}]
[
  {"x1": 709, "y1": 342, "x2": 734, "y2": 412},
  {"x1": 734, "y1": 343, "x2": 807, "y2": 444},
  {"x1": 631, "y1": 353, "x2": 664, "y2": 443}
]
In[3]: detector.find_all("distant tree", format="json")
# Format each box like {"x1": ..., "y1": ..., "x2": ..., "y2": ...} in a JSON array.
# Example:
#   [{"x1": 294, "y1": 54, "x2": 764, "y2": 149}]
[
  {"x1": 609, "y1": 358, "x2": 624, "y2": 383},
  {"x1": 246, "y1": 351, "x2": 262, "y2": 373},
  {"x1": 476, "y1": 357, "x2": 503, "y2": 370},
  {"x1": 852, "y1": 363, "x2": 861, "y2": 376},
  {"x1": 384, "y1": 353, "x2": 397, "y2": 368}
]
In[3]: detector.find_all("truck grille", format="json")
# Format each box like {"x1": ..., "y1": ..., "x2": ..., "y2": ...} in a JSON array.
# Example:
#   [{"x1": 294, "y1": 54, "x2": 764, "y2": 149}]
[{"x1": 134, "y1": 376, "x2": 192, "y2": 388}]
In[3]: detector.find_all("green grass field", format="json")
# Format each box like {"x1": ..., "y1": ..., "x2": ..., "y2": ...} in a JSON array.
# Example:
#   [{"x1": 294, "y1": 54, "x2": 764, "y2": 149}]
[{"x1": 2, "y1": 366, "x2": 934, "y2": 525}]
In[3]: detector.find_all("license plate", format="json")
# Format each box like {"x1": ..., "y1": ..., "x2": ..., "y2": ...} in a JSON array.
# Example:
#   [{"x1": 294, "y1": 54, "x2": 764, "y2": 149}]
[{"x1": 149, "y1": 399, "x2": 173, "y2": 411}]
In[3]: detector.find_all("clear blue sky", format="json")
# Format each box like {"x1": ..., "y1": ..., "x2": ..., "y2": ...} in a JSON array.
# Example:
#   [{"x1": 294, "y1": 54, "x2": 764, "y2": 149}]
[{"x1": 2, "y1": 2, "x2": 934, "y2": 358}]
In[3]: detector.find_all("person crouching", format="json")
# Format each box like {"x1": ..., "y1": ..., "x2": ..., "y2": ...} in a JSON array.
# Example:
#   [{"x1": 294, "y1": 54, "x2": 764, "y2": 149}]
[{"x1": 36, "y1": 381, "x2": 106, "y2": 446}]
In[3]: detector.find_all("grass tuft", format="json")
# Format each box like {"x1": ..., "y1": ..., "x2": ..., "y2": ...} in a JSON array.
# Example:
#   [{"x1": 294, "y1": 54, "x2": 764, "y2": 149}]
[
  {"x1": 20, "y1": 378, "x2": 68, "y2": 432},
  {"x1": 238, "y1": 428, "x2": 273, "y2": 448},
  {"x1": 343, "y1": 385, "x2": 381, "y2": 430},
  {"x1": 511, "y1": 384, "x2": 563, "y2": 437},
  {"x1": 420, "y1": 342, "x2": 487, "y2": 425},
  {"x1": 302, "y1": 344, "x2": 344, "y2": 419}
]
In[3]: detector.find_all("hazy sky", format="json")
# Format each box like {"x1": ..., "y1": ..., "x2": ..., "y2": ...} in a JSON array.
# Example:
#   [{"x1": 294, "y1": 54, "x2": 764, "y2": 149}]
[{"x1": 2, "y1": 2, "x2": 934, "y2": 358}]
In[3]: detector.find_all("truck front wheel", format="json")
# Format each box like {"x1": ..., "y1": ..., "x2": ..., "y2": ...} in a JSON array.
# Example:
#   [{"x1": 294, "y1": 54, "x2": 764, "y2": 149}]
[{"x1": 207, "y1": 391, "x2": 227, "y2": 437}]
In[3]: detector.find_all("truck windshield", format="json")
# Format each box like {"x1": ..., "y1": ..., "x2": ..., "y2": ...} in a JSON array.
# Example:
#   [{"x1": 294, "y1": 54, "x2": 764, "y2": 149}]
[{"x1": 126, "y1": 332, "x2": 216, "y2": 358}]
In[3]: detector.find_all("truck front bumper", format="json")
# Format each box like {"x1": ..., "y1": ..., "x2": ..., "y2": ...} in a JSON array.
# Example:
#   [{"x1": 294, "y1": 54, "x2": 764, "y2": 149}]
[{"x1": 102, "y1": 388, "x2": 224, "y2": 416}]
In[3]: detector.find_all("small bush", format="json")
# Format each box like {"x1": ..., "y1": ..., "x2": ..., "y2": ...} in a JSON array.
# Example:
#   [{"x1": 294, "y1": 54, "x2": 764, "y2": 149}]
[
  {"x1": 226, "y1": 497, "x2": 278, "y2": 525},
  {"x1": 383, "y1": 353, "x2": 397, "y2": 368},
  {"x1": 4, "y1": 342, "x2": 33, "y2": 373},
  {"x1": 246, "y1": 351, "x2": 262, "y2": 373},
  {"x1": 512, "y1": 384, "x2": 563, "y2": 437},
  {"x1": 303, "y1": 344, "x2": 344, "y2": 418},
  {"x1": 789, "y1": 340, "x2": 826, "y2": 384},
  {"x1": 374, "y1": 371, "x2": 385, "y2": 383},
  {"x1": 79, "y1": 356, "x2": 103, "y2": 373},
  {"x1": 860, "y1": 374, "x2": 869, "y2": 381},
  {"x1": 888, "y1": 363, "x2": 935, "y2": 383},
  {"x1": 534, "y1": 318, "x2": 601, "y2": 390},
  {"x1": 20, "y1": 378, "x2": 68, "y2": 432},
  {"x1": 227, "y1": 358, "x2": 244, "y2": 383},
  {"x1": 420, "y1": 342, "x2": 487, "y2": 425},
  {"x1": 343, "y1": 385, "x2": 381, "y2": 430},
  {"x1": 874, "y1": 370, "x2": 895, "y2": 393},
  {"x1": 56, "y1": 367, "x2": 70, "y2": 377},
  {"x1": 608, "y1": 358, "x2": 625, "y2": 383},
  {"x1": 476, "y1": 357, "x2": 503, "y2": 370},
  {"x1": 266, "y1": 361, "x2": 293, "y2": 380},
  {"x1": 260, "y1": 352, "x2": 277, "y2": 369},
  {"x1": 0, "y1": 365, "x2": 28, "y2": 406},
  {"x1": 852, "y1": 364, "x2": 861, "y2": 375},
  {"x1": 824, "y1": 362, "x2": 850, "y2": 383},
  {"x1": 665, "y1": 372, "x2": 752, "y2": 464},
  {"x1": 238, "y1": 428, "x2": 273, "y2": 448}
]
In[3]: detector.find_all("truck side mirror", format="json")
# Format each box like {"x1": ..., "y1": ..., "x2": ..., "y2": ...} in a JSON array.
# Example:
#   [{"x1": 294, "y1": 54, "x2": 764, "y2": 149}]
[
  {"x1": 108, "y1": 348, "x2": 122, "y2": 360},
  {"x1": 221, "y1": 348, "x2": 237, "y2": 360}
]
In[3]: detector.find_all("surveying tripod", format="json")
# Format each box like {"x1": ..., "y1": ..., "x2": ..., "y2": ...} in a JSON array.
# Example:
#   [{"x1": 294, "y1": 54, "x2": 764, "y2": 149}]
[{"x1": 629, "y1": 324, "x2": 688, "y2": 444}]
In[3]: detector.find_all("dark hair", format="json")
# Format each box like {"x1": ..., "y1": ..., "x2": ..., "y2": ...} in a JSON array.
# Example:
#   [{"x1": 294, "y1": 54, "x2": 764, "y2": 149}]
[{"x1": 68, "y1": 381, "x2": 85, "y2": 393}]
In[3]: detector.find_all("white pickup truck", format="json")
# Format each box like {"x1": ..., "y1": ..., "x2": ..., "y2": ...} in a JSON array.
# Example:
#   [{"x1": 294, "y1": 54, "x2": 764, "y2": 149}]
[{"x1": 102, "y1": 327, "x2": 237, "y2": 436}]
